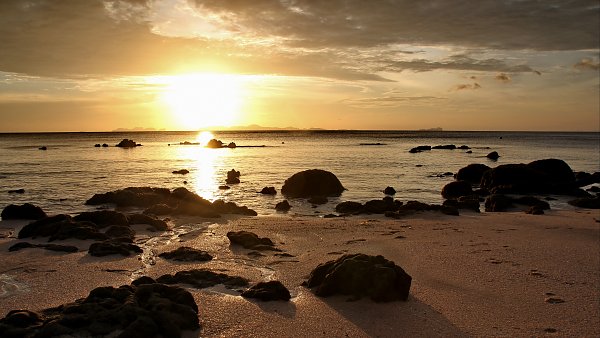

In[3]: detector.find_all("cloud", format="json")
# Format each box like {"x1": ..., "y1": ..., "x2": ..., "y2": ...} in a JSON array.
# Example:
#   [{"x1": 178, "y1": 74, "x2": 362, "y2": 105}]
[
  {"x1": 375, "y1": 54, "x2": 533, "y2": 73},
  {"x1": 454, "y1": 83, "x2": 481, "y2": 91},
  {"x1": 574, "y1": 58, "x2": 600, "y2": 71},
  {"x1": 342, "y1": 95, "x2": 446, "y2": 108},
  {"x1": 495, "y1": 73, "x2": 511, "y2": 82}
]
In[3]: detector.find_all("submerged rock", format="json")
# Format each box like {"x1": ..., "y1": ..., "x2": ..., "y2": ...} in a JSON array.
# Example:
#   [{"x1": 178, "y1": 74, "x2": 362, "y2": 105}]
[
  {"x1": 1, "y1": 203, "x2": 47, "y2": 220},
  {"x1": 241, "y1": 281, "x2": 291, "y2": 301},
  {"x1": 7, "y1": 188, "x2": 25, "y2": 194},
  {"x1": 409, "y1": 145, "x2": 431, "y2": 153},
  {"x1": 159, "y1": 247, "x2": 213, "y2": 262},
  {"x1": 305, "y1": 253, "x2": 412, "y2": 302},
  {"x1": 281, "y1": 169, "x2": 345, "y2": 198}
]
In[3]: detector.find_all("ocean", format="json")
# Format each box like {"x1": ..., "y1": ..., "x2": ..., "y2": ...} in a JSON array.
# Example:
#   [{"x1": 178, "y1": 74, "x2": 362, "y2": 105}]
[{"x1": 0, "y1": 130, "x2": 598, "y2": 217}]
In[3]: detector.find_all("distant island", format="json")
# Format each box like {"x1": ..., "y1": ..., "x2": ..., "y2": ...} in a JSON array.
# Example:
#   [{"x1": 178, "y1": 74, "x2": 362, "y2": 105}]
[{"x1": 418, "y1": 127, "x2": 443, "y2": 131}]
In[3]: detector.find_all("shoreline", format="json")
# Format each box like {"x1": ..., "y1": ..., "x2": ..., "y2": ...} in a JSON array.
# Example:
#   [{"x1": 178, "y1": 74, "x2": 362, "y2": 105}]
[{"x1": 1, "y1": 209, "x2": 598, "y2": 337}]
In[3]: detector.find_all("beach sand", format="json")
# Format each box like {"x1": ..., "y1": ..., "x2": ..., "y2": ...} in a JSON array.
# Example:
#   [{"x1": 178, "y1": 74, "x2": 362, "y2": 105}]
[{"x1": 1, "y1": 209, "x2": 598, "y2": 337}]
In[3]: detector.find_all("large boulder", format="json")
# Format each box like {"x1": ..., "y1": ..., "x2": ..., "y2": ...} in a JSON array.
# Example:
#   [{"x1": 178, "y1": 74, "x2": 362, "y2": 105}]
[
  {"x1": 305, "y1": 253, "x2": 412, "y2": 302},
  {"x1": 455, "y1": 164, "x2": 491, "y2": 184},
  {"x1": 115, "y1": 139, "x2": 141, "y2": 147},
  {"x1": 18, "y1": 215, "x2": 108, "y2": 242},
  {"x1": 281, "y1": 169, "x2": 345, "y2": 198},
  {"x1": 527, "y1": 159, "x2": 575, "y2": 185},
  {"x1": 441, "y1": 181, "x2": 473, "y2": 199},
  {"x1": 1, "y1": 203, "x2": 47, "y2": 220},
  {"x1": 241, "y1": 281, "x2": 291, "y2": 301}
]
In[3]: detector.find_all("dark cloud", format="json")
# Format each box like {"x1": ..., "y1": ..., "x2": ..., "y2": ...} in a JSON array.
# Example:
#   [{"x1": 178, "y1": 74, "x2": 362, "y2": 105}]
[
  {"x1": 374, "y1": 55, "x2": 533, "y2": 73},
  {"x1": 193, "y1": 0, "x2": 600, "y2": 51},
  {"x1": 495, "y1": 73, "x2": 511, "y2": 82},
  {"x1": 574, "y1": 58, "x2": 600, "y2": 71}
]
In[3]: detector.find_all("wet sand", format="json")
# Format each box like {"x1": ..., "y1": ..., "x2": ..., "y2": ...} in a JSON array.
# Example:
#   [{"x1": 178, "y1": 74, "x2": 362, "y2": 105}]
[{"x1": 1, "y1": 209, "x2": 598, "y2": 337}]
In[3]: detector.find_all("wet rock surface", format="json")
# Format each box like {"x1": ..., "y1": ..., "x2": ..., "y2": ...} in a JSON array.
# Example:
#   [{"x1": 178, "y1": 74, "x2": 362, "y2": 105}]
[
  {"x1": 305, "y1": 253, "x2": 412, "y2": 302},
  {"x1": 281, "y1": 169, "x2": 345, "y2": 198},
  {"x1": 159, "y1": 247, "x2": 213, "y2": 262},
  {"x1": 241, "y1": 281, "x2": 291, "y2": 301},
  {"x1": 156, "y1": 269, "x2": 249, "y2": 289},
  {"x1": 1, "y1": 203, "x2": 47, "y2": 220},
  {"x1": 0, "y1": 282, "x2": 199, "y2": 338},
  {"x1": 88, "y1": 240, "x2": 143, "y2": 257},
  {"x1": 227, "y1": 231, "x2": 280, "y2": 251}
]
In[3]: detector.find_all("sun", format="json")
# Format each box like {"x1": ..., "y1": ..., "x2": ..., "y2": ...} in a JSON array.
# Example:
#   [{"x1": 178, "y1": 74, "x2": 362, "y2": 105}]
[{"x1": 157, "y1": 73, "x2": 244, "y2": 130}]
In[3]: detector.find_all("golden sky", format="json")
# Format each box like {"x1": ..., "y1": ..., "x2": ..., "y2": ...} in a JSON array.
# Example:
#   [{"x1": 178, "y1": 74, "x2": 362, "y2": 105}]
[{"x1": 0, "y1": 0, "x2": 598, "y2": 132}]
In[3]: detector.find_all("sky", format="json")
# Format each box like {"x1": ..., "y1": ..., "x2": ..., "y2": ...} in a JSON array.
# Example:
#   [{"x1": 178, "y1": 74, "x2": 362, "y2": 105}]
[{"x1": 0, "y1": 0, "x2": 598, "y2": 132}]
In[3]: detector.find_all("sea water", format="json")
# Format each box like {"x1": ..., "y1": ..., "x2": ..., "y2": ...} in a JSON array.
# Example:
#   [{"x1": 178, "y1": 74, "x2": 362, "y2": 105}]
[{"x1": 0, "y1": 131, "x2": 598, "y2": 216}]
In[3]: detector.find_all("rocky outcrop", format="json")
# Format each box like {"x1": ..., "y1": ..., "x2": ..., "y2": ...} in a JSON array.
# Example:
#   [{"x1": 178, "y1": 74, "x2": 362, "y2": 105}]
[
  {"x1": 486, "y1": 151, "x2": 500, "y2": 160},
  {"x1": 159, "y1": 247, "x2": 213, "y2": 262},
  {"x1": 441, "y1": 181, "x2": 473, "y2": 199},
  {"x1": 226, "y1": 169, "x2": 241, "y2": 184},
  {"x1": 275, "y1": 200, "x2": 291, "y2": 211},
  {"x1": 259, "y1": 187, "x2": 277, "y2": 195},
  {"x1": 568, "y1": 196, "x2": 600, "y2": 209},
  {"x1": 227, "y1": 231, "x2": 279, "y2": 251},
  {"x1": 455, "y1": 164, "x2": 491, "y2": 184},
  {"x1": 18, "y1": 215, "x2": 108, "y2": 242},
  {"x1": 0, "y1": 282, "x2": 199, "y2": 338},
  {"x1": 281, "y1": 169, "x2": 345, "y2": 197},
  {"x1": 116, "y1": 139, "x2": 142, "y2": 147},
  {"x1": 1, "y1": 203, "x2": 47, "y2": 220},
  {"x1": 383, "y1": 186, "x2": 396, "y2": 195},
  {"x1": 305, "y1": 253, "x2": 412, "y2": 302},
  {"x1": 241, "y1": 281, "x2": 291, "y2": 301},
  {"x1": 335, "y1": 201, "x2": 363, "y2": 214},
  {"x1": 432, "y1": 144, "x2": 456, "y2": 150},
  {"x1": 206, "y1": 139, "x2": 224, "y2": 148},
  {"x1": 73, "y1": 210, "x2": 129, "y2": 228},
  {"x1": 409, "y1": 145, "x2": 431, "y2": 153}
]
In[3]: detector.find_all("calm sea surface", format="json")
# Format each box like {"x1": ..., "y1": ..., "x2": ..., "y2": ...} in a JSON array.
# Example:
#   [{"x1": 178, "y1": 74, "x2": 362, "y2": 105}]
[{"x1": 0, "y1": 131, "x2": 598, "y2": 217}]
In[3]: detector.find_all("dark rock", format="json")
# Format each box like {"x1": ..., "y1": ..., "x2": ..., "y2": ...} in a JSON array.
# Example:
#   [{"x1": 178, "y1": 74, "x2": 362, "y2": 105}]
[
  {"x1": 101, "y1": 143, "x2": 108, "y2": 147},
  {"x1": 364, "y1": 198, "x2": 398, "y2": 214},
  {"x1": 226, "y1": 169, "x2": 241, "y2": 184},
  {"x1": 172, "y1": 169, "x2": 190, "y2": 175},
  {"x1": 383, "y1": 186, "x2": 396, "y2": 195},
  {"x1": 1, "y1": 310, "x2": 42, "y2": 328},
  {"x1": 513, "y1": 196, "x2": 550, "y2": 210},
  {"x1": 94, "y1": 144, "x2": 101, "y2": 147},
  {"x1": 275, "y1": 200, "x2": 291, "y2": 211},
  {"x1": 131, "y1": 276, "x2": 156, "y2": 286},
  {"x1": 335, "y1": 201, "x2": 363, "y2": 214},
  {"x1": 528, "y1": 159, "x2": 575, "y2": 185},
  {"x1": 158, "y1": 247, "x2": 213, "y2": 262},
  {"x1": 281, "y1": 169, "x2": 345, "y2": 198},
  {"x1": 18, "y1": 214, "x2": 108, "y2": 242},
  {"x1": 9, "y1": 242, "x2": 78, "y2": 253},
  {"x1": 575, "y1": 171, "x2": 600, "y2": 187},
  {"x1": 143, "y1": 204, "x2": 174, "y2": 216},
  {"x1": 241, "y1": 281, "x2": 291, "y2": 301},
  {"x1": 227, "y1": 231, "x2": 279, "y2": 251},
  {"x1": 115, "y1": 139, "x2": 141, "y2": 147},
  {"x1": 466, "y1": 150, "x2": 473, "y2": 154},
  {"x1": 218, "y1": 185, "x2": 230, "y2": 190},
  {"x1": 74, "y1": 210, "x2": 129, "y2": 228},
  {"x1": 211, "y1": 200, "x2": 257, "y2": 216},
  {"x1": 227, "y1": 142, "x2": 237, "y2": 148},
  {"x1": 457, "y1": 145, "x2": 470, "y2": 150},
  {"x1": 104, "y1": 225, "x2": 135, "y2": 242},
  {"x1": 38, "y1": 146, "x2": 47, "y2": 150},
  {"x1": 486, "y1": 151, "x2": 500, "y2": 160},
  {"x1": 308, "y1": 196, "x2": 328, "y2": 205},
  {"x1": 432, "y1": 144, "x2": 456, "y2": 150},
  {"x1": 86, "y1": 187, "x2": 172, "y2": 207},
  {"x1": 443, "y1": 196, "x2": 480, "y2": 212},
  {"x1": 127, "y1": 213, "x2": 169, "y2": 231},
  {"x1": 485, "y1": 194, "x2": 514, "y2": 212},
  {"x1": 305, "y1": 253, "x2": 412, "y2": 302},
  {"x1": 260, "y1": 187, "x2": 277, "y2": 195},
  {"x1": 568, "y1": 197, "x2": 600, "y2": 209},
  {"x1": 207, "y1": 139, "x2": 224, "y2": 148},
  {"x1": 440, "y1": 206, "x2": 460, "y2": 216},
  {"x1": 441, "y1": 181, "x2": 473, "y2": 199},
  {"x1": 409, "y1": 145, "x2": 431, "y2": 153},
  {"x1": 455, "y1": 164, "x2": 491, "y2": 184},
  {"x1": 1, "y1": 203, "x2": 47, "y2": 220},
  {"x1": 7, "y1": 189, "x2": 25, "y2": 194},
  {"x1": 526, "y1": 206, "x2": 545, "y2": 215},
  {"x1": 88, "y1": 240, "x2": 142, "y2": 257},
  {"x1": 156, "y1": 269, "x2": 249, "y2": 289},
  {"x1": 587, "y1": 186, "x2": 600, "y2": 193}
]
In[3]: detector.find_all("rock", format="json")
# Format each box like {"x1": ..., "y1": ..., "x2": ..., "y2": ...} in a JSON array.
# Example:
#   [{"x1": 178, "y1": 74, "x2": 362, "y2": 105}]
[
  {"x1": 441, "y1": 181, "x2": 473, "y2": 199},
  {"x1": 587, "y1": 186, "x2": 600, "y2": 193},
  {"x1": 88, "y1": 240, "x2": 142, "y2": 257},
  {"x1": 364, "y1": 199, "x2": 398, "y2": 214},
  {"x1": 8, "y1": 242, "x2": 78, "y2": 253},
  {"x1": 281, "y1": 169, "x2": 345, "y2": 198},
  {"x1": 1, "y1": 203, "x2": 47, "y2": 220},
  {"x1": 457, "y1": 145, "x2": 471, "y2": 150},
  {"x1": 432, "y1": 144, "x2": 456, "y2": 150},
  {"x1": 275, "y1": 200, "x2": 291, "y2": 211},
  {"x1": 0, "y1": 282, "x2": 199, "y2": 337},
  {"x1": 211, "y1": 200, "x2": 257, "y2": 216},
  {"x1": 156, "y1": 269, "x2": 249, "y2": 289},
  {"x1": 528, "y1": 159, "x2": 575, "y2": 184},
  {"x1": 305, "y1": 253, "x2": 412, "y2": 302},
  {"x1": 127, "y1": 213, "x2": 169, "y2": 231},
  {"x1": 575, "y1": 171, "x2": 600, "y2": 187},
  {"x1": 466, "y1": 150, "x2": 473, "y2": 154},
  {"x1": 335, "y1": 201, "x2": 363, "y2": 214},
  {"x1": 159, "y1": 247, "x2": 213, "y2": 262},
  {"x1": 241, "y1": 281, "x2": 291, "y2": 301},
  {"x1": 102, "y1": 143, "x2": 108, "y2": 147},
  {"x1": 143, "y1": 204, "x2": 174, "y2": 216},
  {"x1": 308, "y1": 196, "x2": 328, "y2": 205},
  {"x1": 226, "y1": 169, "x2": 241, "y2": 184},
  {"x1": 484, "y1": 194, "x2": 514, "y2": 212},
  {"x1": 455, "y1": 164, "x2": 491, "y2": 184},
  {"x1": 513, "y1": 196, "x2": 550, "y2": 210},
  {"x1": 7, "y1": 188, "x2": 25, "y2": 194},
  {"x1": 525, "y1": 206, "x2": 545, "y2": 215},
  {"x1": 260, "y1": 187, "x2": 277, "y2": 195},
  {"x1": 207, "y1": 139, "x2": 224, "y2": 148},
  {"x1": 172, "y1": 169, "x2": 190, "y2": 175},
  {"x1": 38, "y1": 146, "x2": 47, "y2": 150},
  {"x1": 383, "y1": 186, "x2": 396, "y2": 195},
  {"x1": 94, "y1": 144, "x2": 101, "y2": 147},
  {"x1": 443, "y1": 197, "x2": 480, "y2": 212},
  {"x1": 18, "y1": 214, "x2": 108, "y2": 242},
  {"x1": 409, "y1": 145, "x2": 431, "y2": 153},
  {"x1": 73, "y1": 210, "x2": 129, "y2": 228},
  {"x1": 115, "y1": 139, "x2": 141, "y2": 147},
  {"x1": 227, "y1": 142, "x2": 237, "y2": 148},
  {"x1": 104, "y1": 225, "x2": 135, "y2": 242},
  {"x1": 568, "y1": 197, "x2": 600, "y2": 209},
  {"x1": 86, "y1": 187, "x2": 172, "y2": 207},
  {"x1": 227, "y1": 231, "x2": 279, "y2": 251},
  {"x1": 218, "y1": 185, "x2": 230, "y2": 190},
  {"x1": 486, "y1": 151, "x2": 500, "y2": 160}
]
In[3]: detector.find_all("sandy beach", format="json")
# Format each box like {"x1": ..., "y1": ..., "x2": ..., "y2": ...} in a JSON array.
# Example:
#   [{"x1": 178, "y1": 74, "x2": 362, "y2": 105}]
[{"x1": 1, "y1": 209, "x2": 598, "y2": 337}]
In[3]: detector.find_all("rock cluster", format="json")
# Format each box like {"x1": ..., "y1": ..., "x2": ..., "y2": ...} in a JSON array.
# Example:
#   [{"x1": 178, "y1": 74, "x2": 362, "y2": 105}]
[
  {"x1": 86, "y1": 187, "x2": 257, "y2": 217},
  {"x1": 0, "y1": 282, "x2": 199, "y2": 338},
  {"x1": 281, "y1": 169, "x2": 345, "y2": 198},
  {"x1": 305, "y1": 253, "x2": 412, "y2": 302},
  {"x1": 335, "y1": 198, "x2": 458, "y2": 217},
  {"x1": 116, "y1": 139, "x2": 142, "y2": 147}
]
